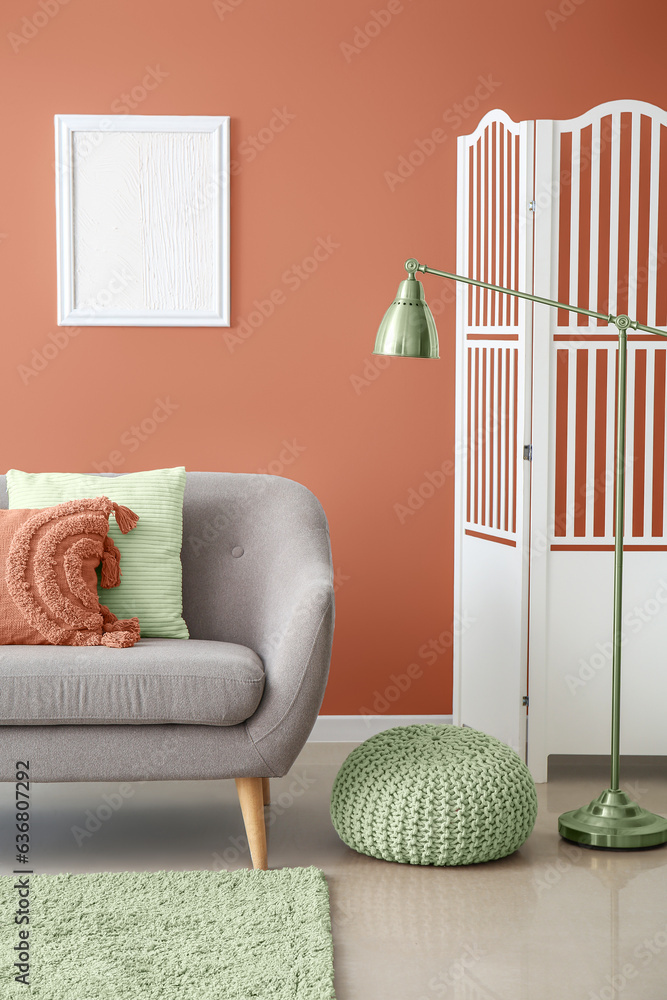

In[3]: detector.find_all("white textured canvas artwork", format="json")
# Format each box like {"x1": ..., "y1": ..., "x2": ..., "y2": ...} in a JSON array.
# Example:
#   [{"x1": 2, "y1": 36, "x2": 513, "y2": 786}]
[{"x1": 55, "y1": 115, "x2": 230, "y2": 326}]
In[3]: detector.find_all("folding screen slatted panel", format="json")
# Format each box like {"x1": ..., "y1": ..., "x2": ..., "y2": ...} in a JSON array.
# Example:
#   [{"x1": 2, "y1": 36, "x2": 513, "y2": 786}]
[
  {"x1": 453, "y1": 111, "x2": 533, "y2": 756},
  {"x1": 531, "y1": 101, "x2": 667, "y2": 779},
  {"x1": 550, "y1": 108, "x2": 667, "y2": 549},
  {"x1": 465, "y1": 344, "x2": 519, "y2": 541},
  {"x1": 551, "y1": 344, "x2": 667, "y2": 548}
]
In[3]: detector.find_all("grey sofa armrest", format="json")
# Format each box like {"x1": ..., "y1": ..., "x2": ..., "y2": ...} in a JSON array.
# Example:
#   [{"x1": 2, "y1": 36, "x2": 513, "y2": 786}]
[
  {"x1": 244, "y1": 527, "x2": 334, "y2": 775},
  {"x1": 181, "y1": 473, "x2": 335, "y2": 777}
]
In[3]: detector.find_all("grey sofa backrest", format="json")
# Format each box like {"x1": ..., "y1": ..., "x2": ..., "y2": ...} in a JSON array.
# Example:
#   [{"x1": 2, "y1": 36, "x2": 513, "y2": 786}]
[{"x1": 0, "y1": 472, "x2": 333, "y2": 649}]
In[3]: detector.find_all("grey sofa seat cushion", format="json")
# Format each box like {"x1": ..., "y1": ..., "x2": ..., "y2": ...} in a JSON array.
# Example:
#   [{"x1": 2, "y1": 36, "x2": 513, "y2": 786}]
[{"x1": 0, "y1": 639, "x2": 265, "y2": 726}]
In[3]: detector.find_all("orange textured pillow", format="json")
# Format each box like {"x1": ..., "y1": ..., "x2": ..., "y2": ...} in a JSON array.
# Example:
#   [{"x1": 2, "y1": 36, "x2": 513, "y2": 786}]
[{"x1": 0, "y1": 496, "x2": 141, "y2": 647}]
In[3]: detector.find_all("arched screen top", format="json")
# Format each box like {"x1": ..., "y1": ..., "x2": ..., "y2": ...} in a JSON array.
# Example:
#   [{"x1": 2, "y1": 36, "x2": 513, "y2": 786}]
[{"x1": 544, "y1": 100, "x2": 667, "y2": 329}]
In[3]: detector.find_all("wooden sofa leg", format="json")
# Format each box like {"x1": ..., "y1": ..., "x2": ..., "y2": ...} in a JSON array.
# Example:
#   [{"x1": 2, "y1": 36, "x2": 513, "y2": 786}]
[
  {"x1": 262, "y1": 777, "x2": 271, "y2": 805},
  {"x1": 235, "y1": 777, "x2": 268, "y2": 870}
]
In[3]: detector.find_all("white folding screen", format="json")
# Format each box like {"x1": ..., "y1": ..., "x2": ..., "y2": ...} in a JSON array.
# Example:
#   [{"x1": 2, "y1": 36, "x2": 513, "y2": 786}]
[{"x1": 455, "y1": 101, "x2": 667, "y2": 780}]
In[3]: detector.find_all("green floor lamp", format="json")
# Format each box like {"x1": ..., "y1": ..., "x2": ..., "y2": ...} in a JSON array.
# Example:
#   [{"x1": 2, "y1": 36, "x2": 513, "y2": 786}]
[{"x1": 374, "y1": 256, "x2": 667, "y2": 850}]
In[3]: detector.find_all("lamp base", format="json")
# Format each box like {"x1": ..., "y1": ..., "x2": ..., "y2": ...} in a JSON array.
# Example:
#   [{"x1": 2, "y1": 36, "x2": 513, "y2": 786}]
[{"x1": 559, "y1": 789, "x2": 667, "y2": 849}]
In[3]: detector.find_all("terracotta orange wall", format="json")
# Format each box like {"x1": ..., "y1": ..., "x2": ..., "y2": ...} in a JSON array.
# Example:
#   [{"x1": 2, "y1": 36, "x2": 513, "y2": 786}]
[{"x1": 1, "y1": 0, "x2": 665, "y2": 715}]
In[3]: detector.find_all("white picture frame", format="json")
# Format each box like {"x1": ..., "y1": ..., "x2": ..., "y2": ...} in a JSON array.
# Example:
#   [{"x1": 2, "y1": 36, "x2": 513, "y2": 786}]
[{"x1": 55, "y1": 114, "x2": 230, "y2": 327}]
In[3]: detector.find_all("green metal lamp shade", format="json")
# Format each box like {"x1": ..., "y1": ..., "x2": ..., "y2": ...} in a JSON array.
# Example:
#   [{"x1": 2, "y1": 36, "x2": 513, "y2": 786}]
[{"x1": 373, "y1": 273, "x2": 439, "y2": 359}]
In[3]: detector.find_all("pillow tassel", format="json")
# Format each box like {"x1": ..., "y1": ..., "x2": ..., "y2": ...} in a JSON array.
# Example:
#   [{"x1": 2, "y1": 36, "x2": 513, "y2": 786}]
[
  {"x1": 100, "y1": 606, "x2": 141, "y2": 648},
  {"x1": 100, "y1": 537, "x2": 121, "y2": 589},
  {"x1": 112, "y1": 503, "x2": 139, "y2": 534}
]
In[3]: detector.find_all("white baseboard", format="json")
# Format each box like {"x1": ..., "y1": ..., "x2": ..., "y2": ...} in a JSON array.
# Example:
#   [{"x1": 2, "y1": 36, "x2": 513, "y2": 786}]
[{"x1": 309, "y1": 714, "x2": 453, "y2": 742}]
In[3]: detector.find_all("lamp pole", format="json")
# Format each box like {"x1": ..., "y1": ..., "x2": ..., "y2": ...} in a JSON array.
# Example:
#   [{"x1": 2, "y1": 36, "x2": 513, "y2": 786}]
[
  {"x1": 375, "y1": 258, "x2": 667, "y2": 848},
  {"x1": 611, "y1": 324, "x2": 627, "y2": 794}
]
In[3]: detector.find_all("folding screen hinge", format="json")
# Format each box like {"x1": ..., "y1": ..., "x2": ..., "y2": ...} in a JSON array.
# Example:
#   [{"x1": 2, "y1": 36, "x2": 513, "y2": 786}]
[
  {"x1": 528, "y1": 199, "x2": 536, "y2": 212},
  {"x1": 522, "y1": 695, "x2": 529, "y2": 707},
  {"x1": 523, "y1": 445, "x2": 533, "y2": 461}
]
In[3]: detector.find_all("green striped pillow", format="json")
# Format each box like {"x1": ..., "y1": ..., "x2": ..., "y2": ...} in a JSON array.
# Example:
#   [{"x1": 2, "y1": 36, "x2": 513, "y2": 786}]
[{"x1": 6, "y1": 467, "x2": 188, "y2": 639}]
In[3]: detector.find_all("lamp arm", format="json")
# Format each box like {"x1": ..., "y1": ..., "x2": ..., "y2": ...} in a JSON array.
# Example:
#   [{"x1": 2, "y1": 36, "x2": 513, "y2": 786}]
[{"x1": 409, "y1": 259, "x2": 667, "y2": 338}]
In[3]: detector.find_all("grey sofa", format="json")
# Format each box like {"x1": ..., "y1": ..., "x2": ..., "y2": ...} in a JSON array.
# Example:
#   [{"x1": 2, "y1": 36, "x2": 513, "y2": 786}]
[{"x1": 0, "y1": 472, "x2": 335, "y2": 869}]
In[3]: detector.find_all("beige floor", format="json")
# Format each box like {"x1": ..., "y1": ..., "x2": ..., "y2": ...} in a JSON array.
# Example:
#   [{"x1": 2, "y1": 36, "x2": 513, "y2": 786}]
[{"x1": 2, "y1": 744, "x2": 667, "y2": 999}]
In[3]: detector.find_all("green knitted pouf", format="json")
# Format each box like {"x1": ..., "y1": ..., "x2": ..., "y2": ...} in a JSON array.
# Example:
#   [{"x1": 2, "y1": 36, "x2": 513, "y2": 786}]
[{"x1": 330, "y1": 725, "x2": 537, "y2": 866}]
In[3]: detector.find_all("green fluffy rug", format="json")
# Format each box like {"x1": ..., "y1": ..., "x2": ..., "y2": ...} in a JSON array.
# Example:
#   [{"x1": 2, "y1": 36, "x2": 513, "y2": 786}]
[{"x1": 1, "y1": 867, "x2": 335, "y2": 999}]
